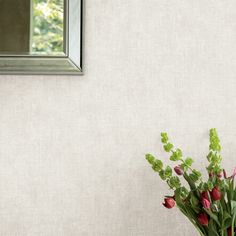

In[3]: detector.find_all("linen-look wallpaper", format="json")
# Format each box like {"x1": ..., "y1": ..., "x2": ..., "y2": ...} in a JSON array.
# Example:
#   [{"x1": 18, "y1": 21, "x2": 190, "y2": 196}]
[{"x1": 0, "y1": 0, "x2": 235, "y2": 235}]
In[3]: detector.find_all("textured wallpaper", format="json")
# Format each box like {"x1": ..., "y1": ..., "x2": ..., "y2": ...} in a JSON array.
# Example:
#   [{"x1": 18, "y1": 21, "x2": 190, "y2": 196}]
[{"x1": 0, "y1": 0, "x2": 236, "y2": 235}]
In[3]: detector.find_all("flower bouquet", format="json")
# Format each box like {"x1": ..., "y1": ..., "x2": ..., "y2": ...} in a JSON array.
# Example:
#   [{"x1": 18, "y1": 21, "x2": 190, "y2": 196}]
[{"x1": 145, "y1": 129, "x2": 236, "y2": 236}]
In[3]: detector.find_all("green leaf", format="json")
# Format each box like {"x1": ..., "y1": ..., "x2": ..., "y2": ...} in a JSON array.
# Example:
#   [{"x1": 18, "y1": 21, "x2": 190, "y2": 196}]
[
  {"x1": 192, "y1": 169, "x2": 202, "y2": 178},
  {"x1": 190, "y1": 193, "x2": 199, "y2": 207},
  {"x1": 189, "y1": 173, "x2": 199, "y2": 182},
  {"x1": 223, "y1": 211, "x2": 232, "y2": 230},
  {"x1": 231, "y1": 205, "x2": 236, "y2": 236},
  {"x1": 231, "y1": 200, "x2": 236, "y2": 214},
  {"x1": 183, "y1": 173, "x2": 196, "y2": 191},
  {"x1": 204, "y1": 209, "x2": 221, "y2": 227},
  {"x1": 224, "y1": 218, "x2": 232, "y2": 230},
  {"x1": 174, "y1": 188, "x2": 185, "y2": 207},
  {"x1": 208, "y1": 219, "x2": 220, "y2": 236},
  {"x1": 207, "y1": 152, "x2": 213, "y2": 162}
]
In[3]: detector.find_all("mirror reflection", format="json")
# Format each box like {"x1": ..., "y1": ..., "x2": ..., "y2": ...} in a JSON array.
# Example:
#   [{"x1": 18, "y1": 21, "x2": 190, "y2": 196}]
[{"x1": 0, "y1": 0, "x2": 64, "y2": 56}]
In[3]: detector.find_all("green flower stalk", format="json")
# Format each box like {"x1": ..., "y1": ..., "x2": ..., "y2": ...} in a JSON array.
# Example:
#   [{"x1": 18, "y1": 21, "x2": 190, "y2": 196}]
[{"x1": 145, "y1": 129, "x2": 236, "y2": 236}]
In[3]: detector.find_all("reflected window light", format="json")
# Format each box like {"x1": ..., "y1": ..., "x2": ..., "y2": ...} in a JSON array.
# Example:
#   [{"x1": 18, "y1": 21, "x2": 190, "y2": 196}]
[{"x1": 31, "y1": 0, "x2": 64, "y2": 55}]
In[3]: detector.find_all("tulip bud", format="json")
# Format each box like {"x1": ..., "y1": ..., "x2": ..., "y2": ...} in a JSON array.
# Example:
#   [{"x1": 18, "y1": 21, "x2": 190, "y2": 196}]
[
  {"x1": 210, "y1": 186, "x2": 222, "y2": 201},
  {"x1": 211, "y1": 203, "x2": 219, "y2": 212},
  {"x1": 197, "y1": 213, "x2": 209, "y2": 226},
  {"x1": 201, "y1": 198, "x2": 211, "y2": 209},
  {"x1": 201, "y1": 191, "x2": 210, "y2": 201},
  {"x1": 209, "y1": 172, "x2": 214, "y2": 178},
  {"x1": 174, "y1": 166, "x2": 184, "y2": 176},
  {"x1": 162, "y1": 197, "x2": 175, "y2": 209},
  {"x1": 217, "y1": 173, "x2": 222, "y2": 178},
  {"x1": 223, "y1": 169, "x2": 227, "y2": 179},
  {"x1": 230, "y1": 167, "x2": 236, "y2": 180}
]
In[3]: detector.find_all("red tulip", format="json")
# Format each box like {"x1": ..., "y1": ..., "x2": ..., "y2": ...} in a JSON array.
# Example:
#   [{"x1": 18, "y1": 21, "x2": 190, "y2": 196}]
[
  {"x1": 163, "y1": 197, "x2": 175, "y2": 209},
  {"x1": 174, "y1": 166, "x2": 184, "y2": 176},
  {"x1": 201, "y1": 191, "x2": 210, "y2": 201},
  {"x1": 201, "y1": 198, "x2": 211, "y2": 209},
  {"x1": 210, "y1": 186, "x2": 222, "y2": 201},
  {"x1": 197, "y1": 213, "x2": 209, "y2": 226}
]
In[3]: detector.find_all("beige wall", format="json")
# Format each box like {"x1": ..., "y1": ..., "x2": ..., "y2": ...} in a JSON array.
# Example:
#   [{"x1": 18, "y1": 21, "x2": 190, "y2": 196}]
[{"x1": 0, "y1": 0, "x2": 236, "y2": 235}]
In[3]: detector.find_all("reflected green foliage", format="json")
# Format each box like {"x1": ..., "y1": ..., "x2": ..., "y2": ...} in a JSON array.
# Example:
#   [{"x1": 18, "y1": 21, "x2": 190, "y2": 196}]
[{"x1": 32, "y1": 0, "x2": 64, "y2": 54}]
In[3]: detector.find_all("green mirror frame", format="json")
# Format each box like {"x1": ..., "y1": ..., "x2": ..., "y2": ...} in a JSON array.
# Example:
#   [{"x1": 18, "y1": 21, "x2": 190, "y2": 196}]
[{"x1": 0, "y1": 0, "x2": 83, "y2": 75}]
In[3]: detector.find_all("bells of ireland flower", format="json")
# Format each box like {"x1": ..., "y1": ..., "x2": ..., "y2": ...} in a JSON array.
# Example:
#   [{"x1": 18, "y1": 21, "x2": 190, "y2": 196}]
[
  {"x1": 162, "y1": 197, "x2": 175, "y2": 209},
  {"x1": 210, "y1": 186, "x2": 222, "y2": 201},
  {"x1": 197, "y1": 213, "x2": 209, "y2": 226},
  {"x1": 217, "y1": 172, "x2": 223, "y2": 178}
]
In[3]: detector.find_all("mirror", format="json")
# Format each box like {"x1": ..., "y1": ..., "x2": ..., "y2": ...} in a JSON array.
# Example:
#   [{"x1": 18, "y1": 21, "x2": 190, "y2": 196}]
[{"x1": 0, "y1": 0, "x2": 82, "y2": 75}]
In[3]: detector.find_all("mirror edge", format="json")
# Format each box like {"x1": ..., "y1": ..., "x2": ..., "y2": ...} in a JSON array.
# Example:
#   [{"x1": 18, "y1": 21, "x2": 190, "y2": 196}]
[
  {"x1": 0, "y1": 0, "x2": 83, "y2": 76},
  {"x1": 0, "y1": 57, "x2": 82, "y2": 75}
]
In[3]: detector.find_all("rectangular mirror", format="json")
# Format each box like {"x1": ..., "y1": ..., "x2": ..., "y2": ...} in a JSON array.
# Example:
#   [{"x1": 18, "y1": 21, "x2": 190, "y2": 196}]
[{"x1": 0, "y1": 0, "x2": 83, "y2": 75}]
